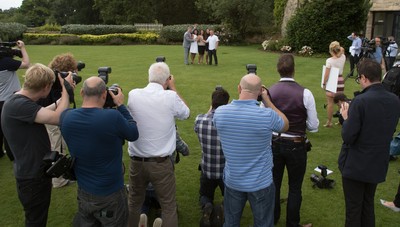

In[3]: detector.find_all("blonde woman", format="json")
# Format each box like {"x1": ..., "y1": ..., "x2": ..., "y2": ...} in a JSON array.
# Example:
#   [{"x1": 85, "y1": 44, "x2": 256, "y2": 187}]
[{"x1": 322, "y1": 41, "x2": 346, "y2": 127}]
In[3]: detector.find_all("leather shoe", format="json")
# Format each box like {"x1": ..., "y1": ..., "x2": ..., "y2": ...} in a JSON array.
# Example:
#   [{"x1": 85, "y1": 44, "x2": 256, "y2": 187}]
[{"x1": 380, "y1": 199, "x2": 400, "y2": 212}]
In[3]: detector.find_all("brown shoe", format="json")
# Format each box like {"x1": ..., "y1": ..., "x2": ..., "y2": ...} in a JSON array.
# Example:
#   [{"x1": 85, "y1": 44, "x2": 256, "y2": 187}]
[{"x1": 301, "y1": 223, "x2": 312, "y2": 227}]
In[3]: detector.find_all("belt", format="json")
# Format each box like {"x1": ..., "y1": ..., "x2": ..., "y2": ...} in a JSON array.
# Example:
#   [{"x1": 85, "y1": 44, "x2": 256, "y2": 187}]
[
  {"x1": 273, "y1": 135, "x2": 305, "y2": 143},
  {"x1": 130, "y1": 156, "x2": 169, "y2": 163}
]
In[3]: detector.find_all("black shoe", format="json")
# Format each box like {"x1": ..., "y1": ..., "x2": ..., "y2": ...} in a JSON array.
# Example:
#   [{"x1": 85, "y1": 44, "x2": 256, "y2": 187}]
[
  {"x1": 389, "y1": 155, "x2": 398, "y2": 161},
  {"x1": 200, "y1": 203, "x2": 213, "y2": 227}
]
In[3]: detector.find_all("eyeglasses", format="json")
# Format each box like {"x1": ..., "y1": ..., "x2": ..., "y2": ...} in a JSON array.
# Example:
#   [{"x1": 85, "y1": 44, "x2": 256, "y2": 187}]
[{"x1": 355, "y1": 74, "x2": 362, "y2": 84}]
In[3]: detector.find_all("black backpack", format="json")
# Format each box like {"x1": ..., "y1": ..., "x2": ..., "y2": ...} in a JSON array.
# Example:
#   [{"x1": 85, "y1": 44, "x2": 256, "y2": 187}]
[{"x1": 382, "y1": 66, "x2": 400, "y2": 97}]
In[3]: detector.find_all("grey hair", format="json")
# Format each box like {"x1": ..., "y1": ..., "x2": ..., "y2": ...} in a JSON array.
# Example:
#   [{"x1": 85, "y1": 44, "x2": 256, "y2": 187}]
[
  {"x1": 148, "y1": 62, "x2": 170, "y2": 84},
  {"x1": 82, "y1": 78, "x2": 106, "y2": 97}
]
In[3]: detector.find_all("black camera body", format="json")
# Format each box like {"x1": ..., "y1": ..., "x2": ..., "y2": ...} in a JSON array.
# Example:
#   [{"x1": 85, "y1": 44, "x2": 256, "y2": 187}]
[
  {"x1": 310, "y1": 165, "x2": 335, "y2": 189},
  {"x1": 52, "y1": 61, "x2": 85, "y2": 104},
  {"x1": 97, "y1": 67, "x2": 120, "y2": 108},
  {"x1": 0, "y1": 42, "x2": 22, "y2": 58},
  {"x1": 156, "y1": 56, "x2": 166, "y2": 62},
  {"x1": 43, "y1": 151, "x2": 75, "y2": 180},
  {"x1": 246, "y1": 64, "x2": 257, "y2": 74}
]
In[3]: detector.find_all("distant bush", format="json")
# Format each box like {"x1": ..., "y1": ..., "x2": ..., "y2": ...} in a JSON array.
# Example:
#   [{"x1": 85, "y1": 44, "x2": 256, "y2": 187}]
[
  {"x1": 0, "y1": 22, "x2": 27, "y2": 41},
  {"x1": 23, "y1": 33, "x2": 158, "y2": 45},
  {"x1": 38, "y1": 23, "x2": 61, "y2": 32},
  {"x1": 160, "y1": 24, "x2": 239, "y2": 44},
  {"x1": 61, "y1": 24, "x2": 137, "y2": 35}
]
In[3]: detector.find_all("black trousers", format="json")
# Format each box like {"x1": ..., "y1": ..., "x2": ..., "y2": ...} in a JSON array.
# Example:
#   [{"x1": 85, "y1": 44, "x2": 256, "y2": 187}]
[
  {"x1": 349, "y1": 54, "x2": 360, "y2": 77},
  {"x1": 342, "y1": 177, "x2": 377, "y2": 227},
  {"x1": 208, "y1": 49, "x2": 218, "y2": 65},
  {"x1": 199, "y1": 172, "x2": 224, "y2": 208},
  {"x1": 0, "y1": 101, "x2": 13, "y2": 160},
  {"x1": 272, "y1": 139, "x2": 307, "y2": 227},
  {"x1": 16, "y1": 176, "x2": 52, "y2": 227}
]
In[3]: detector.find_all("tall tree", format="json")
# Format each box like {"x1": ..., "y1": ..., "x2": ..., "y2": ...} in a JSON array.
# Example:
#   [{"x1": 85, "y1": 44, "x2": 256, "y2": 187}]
[
  {"x1": 196, "y1": 0, "x2": 274, "y2": 39},
  {"x1": 19, "y1": 0, "x2": 51, "y2": 26}
]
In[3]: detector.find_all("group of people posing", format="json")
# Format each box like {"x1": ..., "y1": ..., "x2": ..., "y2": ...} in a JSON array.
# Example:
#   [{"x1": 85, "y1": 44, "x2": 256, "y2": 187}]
[{"x1": 183, "y1": 26, "x2": 219, "y2": 66}]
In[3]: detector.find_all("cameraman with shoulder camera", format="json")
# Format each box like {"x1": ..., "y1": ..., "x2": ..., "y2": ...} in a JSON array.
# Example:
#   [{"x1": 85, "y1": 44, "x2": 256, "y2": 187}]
[
  {"x1": 385, "y1": 36, "x2": 398, "y2": 71},
  {"x1": 60, "y1": 76, "x2": 139, "y2": 227},
  {"x1": 339, "y1": 59, "x2": 400, "y2": 227},
  {"x1": 1, "y1": 63, "x2": 73, "y2": 227},
  {"x1": 0, "y1": 40, "x2": 30, "y2": 160}
]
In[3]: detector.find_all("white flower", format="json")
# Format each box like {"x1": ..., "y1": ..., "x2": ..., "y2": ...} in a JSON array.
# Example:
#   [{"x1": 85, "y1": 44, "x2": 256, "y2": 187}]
[{"x1": 261, "y1": 40, "x2": 271, "y2": 50}]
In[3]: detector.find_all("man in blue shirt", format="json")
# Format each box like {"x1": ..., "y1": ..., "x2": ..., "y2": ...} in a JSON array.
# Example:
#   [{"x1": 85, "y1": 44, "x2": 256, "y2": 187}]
[
  {"x1": 347, "y1": 32, "x2": 362, "y2": 77},
  {"x1": 60, "y1": 76, "x2": 139, "y2": 226},
  {"x1": 213, "y1": 74, "x2": 289, "y2": 227}
]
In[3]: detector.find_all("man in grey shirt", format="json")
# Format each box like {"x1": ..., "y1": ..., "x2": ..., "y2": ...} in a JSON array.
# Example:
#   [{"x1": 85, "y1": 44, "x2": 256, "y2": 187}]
[{"x1": 182, "y1": 26, "x2": 194, "y2": 65}]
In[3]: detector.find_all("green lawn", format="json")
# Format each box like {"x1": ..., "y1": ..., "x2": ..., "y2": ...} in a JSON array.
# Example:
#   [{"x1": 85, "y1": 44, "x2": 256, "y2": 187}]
[{"x1": 0, "y1": 45, "x2": 399, "y2": 227}]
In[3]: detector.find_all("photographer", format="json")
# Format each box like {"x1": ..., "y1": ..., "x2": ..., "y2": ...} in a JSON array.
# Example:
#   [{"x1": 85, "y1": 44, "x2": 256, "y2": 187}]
[
  {"x1": 385, "y1": 36, "x2": 398, "y2": 70},
  {"x1": 269, "y1": 54, "x2": 318, "y2": 227},
  {"x1": 60, "y1": 76, "x2": 139, "y2": 226},
  {"x1": 372, "y1": 37, "x2": 387, "y2": 72},
  {"x1": 0, "y1": 40, "x2": 30, "y2": 160},
  {"x1": 39, "y1": 53, "x2": 79, "y2": 188},
  {"x1": 1, "y1": 63, "x2": 73, "y2": 227},
  {"x1": 213, "y1": 74, "x2": 288, "y2": 226},
  {"x1": 338, "y1": 59, "x2": 400, "y2": 227}
]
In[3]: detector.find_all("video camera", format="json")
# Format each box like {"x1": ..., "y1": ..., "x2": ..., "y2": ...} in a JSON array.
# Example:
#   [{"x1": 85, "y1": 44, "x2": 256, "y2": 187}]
[
  {"x1": 97, "y1": 66, "x2": 120, "y2": 108},
  {"x1": 0, "y1": 41, "x2": 22, "y2": 58},
  {"x1": 310, "y1": 165, "x2": 335, "y2": 189},
  {"x1": 361, "y1": 38, "x2": 376, "y2": 56}
]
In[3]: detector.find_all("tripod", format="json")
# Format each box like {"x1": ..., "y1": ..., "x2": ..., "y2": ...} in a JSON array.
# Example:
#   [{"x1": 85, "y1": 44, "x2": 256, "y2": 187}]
[{"x1": 344, "y1": 51, "x2": 374, "y2": 82}]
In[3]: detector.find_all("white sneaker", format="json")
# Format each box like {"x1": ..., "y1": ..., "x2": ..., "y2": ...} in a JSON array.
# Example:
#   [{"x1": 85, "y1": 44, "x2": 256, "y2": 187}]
[
  {"x1": 380, "y1": 199, "x2": 400, "y2": 212},
  {"x1": 152, "y1": 218, "x2": 162, "y2": 227},
  {"x1": 138, "y1": 213, "x2": 148, "y2": 227}
]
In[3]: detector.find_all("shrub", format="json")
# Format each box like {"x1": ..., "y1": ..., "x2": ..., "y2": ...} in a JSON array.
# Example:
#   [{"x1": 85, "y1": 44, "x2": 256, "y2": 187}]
[
  {"x1": 0, "y1": 22, "x2": 27, "y2": 41},
  {"x1": 39, "y1": 23, "x2": 61, "y2": 32},
  {"x1": 286, "y1": 0, "x2": 371, "y2": 53},
  {"x1": 23, "y1": 33, "x2": 159, "y2": 45},
  {"x1": 61, "y1": 24, "x2": 137, "y2": 35}
]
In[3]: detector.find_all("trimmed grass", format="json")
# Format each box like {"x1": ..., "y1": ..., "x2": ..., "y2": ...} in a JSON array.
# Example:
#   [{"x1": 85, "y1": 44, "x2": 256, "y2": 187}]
[{"x1": 0, "y1": 45, "x2": 399, "y2": 226}]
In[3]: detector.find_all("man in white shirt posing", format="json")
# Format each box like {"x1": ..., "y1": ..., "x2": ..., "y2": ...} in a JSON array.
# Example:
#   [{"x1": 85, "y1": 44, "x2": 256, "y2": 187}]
[{"x1": 206, "y1": 29, "x2": 219, "y2": 66}]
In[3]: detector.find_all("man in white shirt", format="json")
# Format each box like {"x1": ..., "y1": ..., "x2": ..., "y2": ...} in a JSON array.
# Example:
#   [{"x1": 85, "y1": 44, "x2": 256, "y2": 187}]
[
  {"x1": 126, "y1": 62, "x2": 190, "y2": 226},
  {"x1": 347, "y1": 32, "x2": 362, "y2": 77},
  {"x1": 206, "y1": 29, "x2": 219, "y2": 66}
]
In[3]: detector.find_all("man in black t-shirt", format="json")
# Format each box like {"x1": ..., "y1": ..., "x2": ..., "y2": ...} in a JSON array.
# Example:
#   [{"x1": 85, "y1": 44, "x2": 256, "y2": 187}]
[
  {"x1": 1, "y1": 63, "x2": 73, "y2": 226},
  {"x1": 0, "y1": 40, "x2": 30, "y2": 160}
]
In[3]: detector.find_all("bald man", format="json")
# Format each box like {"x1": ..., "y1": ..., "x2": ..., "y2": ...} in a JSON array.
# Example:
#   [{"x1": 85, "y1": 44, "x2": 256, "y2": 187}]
[
  {"x1": 60, "y1": 76, "x2": 139, "y2": 226},
  {"x1": 213, "y1": 74, "x2": 289, "y2": 227}
]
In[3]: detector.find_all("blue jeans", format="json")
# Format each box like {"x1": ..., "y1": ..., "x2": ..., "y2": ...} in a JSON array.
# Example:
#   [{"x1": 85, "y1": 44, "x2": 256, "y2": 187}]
[{"x1": 223, "y1": 184, "x2": 275, "y2": 227}]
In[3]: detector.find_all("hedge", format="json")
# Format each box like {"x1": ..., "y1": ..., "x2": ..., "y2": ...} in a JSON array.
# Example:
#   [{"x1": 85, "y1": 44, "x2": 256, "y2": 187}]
[
  {"x1": 23, "y1": 33, "x2": 159, "y2": 45},
  {"x1": 61, "y1": 24, "x2": 137, "y2": 35},
  {"x1": 0, "y1": 22, "x2": 27, "y2": 41}
]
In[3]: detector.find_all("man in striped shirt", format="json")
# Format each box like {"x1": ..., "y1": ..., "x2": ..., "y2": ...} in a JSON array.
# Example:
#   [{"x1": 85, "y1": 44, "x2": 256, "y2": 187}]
[{"x1": 213, "y1": 74, "x2": 289, "y2": 227}]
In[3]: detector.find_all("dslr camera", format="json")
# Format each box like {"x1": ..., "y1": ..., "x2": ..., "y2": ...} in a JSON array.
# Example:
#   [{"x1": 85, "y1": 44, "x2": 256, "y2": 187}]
[
  {"x1": 310, "y1": 165, "x2": 335, "y2": 189},
  {"x1": 245, "y1": 64, "x2": 263, "y2": 101},
  {"x1": 52, "y1": 61, "x2": 85, "y2": 104},
  {"x1": 0, "y1": 41, "x2": 22, "y2": 58},
  {"x1": 97, "y1": 67, "x2": 121, "y2": 108},
  {"x1": 43, "y1": 151, "x2": 75, "y2": 180}
]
